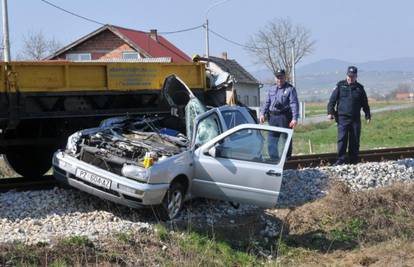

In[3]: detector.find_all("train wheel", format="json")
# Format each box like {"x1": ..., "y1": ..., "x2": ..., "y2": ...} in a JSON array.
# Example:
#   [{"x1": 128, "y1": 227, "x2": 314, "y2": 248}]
[{"x1": 5, "y1": 147, "x2": 54, "y2": 178}]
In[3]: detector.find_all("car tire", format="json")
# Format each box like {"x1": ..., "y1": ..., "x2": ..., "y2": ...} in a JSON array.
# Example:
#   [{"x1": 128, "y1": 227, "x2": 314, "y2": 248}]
[{"x1": 154, "y1": 182, "x2": 185, "y2": 221}]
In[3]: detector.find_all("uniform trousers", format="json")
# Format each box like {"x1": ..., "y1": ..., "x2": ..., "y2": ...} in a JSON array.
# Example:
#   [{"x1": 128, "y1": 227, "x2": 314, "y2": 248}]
[
  {"x1": 268, "y1": 113, "x2": 293, "y2": 161},
  {"x1": 337, "y1": 116, "x2": 361, "y2": 164}
]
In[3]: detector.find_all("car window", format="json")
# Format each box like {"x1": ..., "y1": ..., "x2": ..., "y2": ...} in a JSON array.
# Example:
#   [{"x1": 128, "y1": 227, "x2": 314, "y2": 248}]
[
  {"x1": 214, "y1": 128, "x2": 288, "y2": 164},
  {"x1": 185, "y1": 98, "x2": 208, "y2": 138},
  {"x1": 195, "y1": 113, "x2": 221, "y2": 147},
  {"x1": 221, "y1": 110, "x2": 249, "y2": 129}
]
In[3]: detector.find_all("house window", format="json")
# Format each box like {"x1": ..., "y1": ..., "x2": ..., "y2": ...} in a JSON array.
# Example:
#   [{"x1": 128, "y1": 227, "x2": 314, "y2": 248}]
[
  {"x1": 253, "y1": 96, "x2": 258, "y2": 106},
  {"x1": 66, "y1": 53, "x2": 91, "y2": 61},
  {"x1": 122, "y1": 51, "x2": 140, "y2": 60},
  {"x1": 244, "y1": 95, "x2": 249, "y2": 106}
]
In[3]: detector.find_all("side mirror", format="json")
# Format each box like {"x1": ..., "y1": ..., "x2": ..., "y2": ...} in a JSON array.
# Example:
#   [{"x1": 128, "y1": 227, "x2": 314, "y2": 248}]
[{"x1": 205, "y1": 146, "x2": 216, "y2": 157}]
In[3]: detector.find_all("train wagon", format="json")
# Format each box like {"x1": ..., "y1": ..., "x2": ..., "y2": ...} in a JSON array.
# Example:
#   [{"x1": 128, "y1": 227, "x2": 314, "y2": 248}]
[{"x1": 0, "y1": 61, "x2": 211, "y2": 177}]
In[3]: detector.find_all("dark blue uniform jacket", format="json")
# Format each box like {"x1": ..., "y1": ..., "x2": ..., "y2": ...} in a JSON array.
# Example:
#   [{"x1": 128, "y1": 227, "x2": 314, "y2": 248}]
[
  {"x1": 260, "y1": 82, "x2": 299, "y2": 120},
  {"x1": 327, "y1": 80, "x2": 371, "y2": 120}
]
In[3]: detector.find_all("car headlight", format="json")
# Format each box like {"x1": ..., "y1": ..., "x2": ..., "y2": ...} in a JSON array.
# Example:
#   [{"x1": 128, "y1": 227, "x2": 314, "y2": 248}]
[
  {"x1": 121, "y1": 164, "x2": 149, "y2": 182},
  {"x1": 66, "y1": 132, "x2": 82, "y2": 154}
]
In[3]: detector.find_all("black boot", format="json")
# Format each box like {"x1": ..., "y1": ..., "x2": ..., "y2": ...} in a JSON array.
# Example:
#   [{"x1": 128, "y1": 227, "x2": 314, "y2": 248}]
[{"x1": 332, "y1": 160, "x2": 345, "y2": 166}]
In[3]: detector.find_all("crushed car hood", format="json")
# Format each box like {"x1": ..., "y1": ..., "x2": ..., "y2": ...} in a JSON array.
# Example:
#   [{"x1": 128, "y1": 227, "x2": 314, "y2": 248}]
[
  {"x1": 162, "y1": 75, "x2": 207, "y2": 137},
  {"x1": 162, "y1": 75, "x2": 196, "y2": 107}
]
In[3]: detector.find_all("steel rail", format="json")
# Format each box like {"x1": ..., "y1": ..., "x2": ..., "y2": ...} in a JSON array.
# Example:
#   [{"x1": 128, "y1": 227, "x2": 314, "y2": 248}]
[
  {"x1": 285, "y1": 146, "x2": 414, "y2": 169},
  {"x1": 0, "y1": 175, "x2": 57, "y2": 192}
]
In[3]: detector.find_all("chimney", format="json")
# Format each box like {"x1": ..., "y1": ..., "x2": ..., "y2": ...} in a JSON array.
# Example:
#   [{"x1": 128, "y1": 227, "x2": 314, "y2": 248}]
[
  {"x1": 149, "y1": 29, "x2": 158, "y2": 41},
  {"x1": 222, "y1": 52, "x2": 228, "y2": 60}
]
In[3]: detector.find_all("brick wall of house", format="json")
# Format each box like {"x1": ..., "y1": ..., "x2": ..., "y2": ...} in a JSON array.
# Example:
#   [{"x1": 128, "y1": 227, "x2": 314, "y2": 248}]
[{"x1": 52, "y1": 30, "x2": 140, "y2": 60}]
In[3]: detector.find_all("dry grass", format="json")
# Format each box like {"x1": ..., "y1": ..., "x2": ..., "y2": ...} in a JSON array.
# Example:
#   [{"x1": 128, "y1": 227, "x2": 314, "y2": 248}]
[
  {"x1": 272, "y1": 181, "x2": 414, "y2": 266},
  {"x1": 276, "y1": 238, "x2": 414, "y2": 267},
  {"x1": 0, "y1": 228, "x2": 260, "y2": 266},
  {"x1": 287, "y1": 181, "x2": 414, "y2": 244},
  {"x1": 0, "y1": 231, "x2": 172, "y2": 266}
]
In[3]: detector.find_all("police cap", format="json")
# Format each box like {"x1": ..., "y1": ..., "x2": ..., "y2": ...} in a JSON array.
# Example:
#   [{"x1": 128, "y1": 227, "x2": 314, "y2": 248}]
[
  {"x1": 347, "y1": 66, "x2": 358, "y2": 76},
  {"x1": 275, "y1": 69, "x2": 286, "y2": 78}
]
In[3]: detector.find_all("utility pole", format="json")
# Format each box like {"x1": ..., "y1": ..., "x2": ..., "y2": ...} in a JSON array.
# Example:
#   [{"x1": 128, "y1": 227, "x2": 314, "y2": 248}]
[
  {"x1": 291, "y1": 39, "x2": 304, "y2": 123},
  {"x1": 291, "y1": 39, "x2": 296, "y2": 87},
  {"x1": 2, "y1": 0, "x2": 11, "y2": 62},
  {"x1": 205, "y1": 18, "x2": 209, "y2": 63},
  {"x1": 205, "y1": 0, "x2": 231, "y2": 64}
]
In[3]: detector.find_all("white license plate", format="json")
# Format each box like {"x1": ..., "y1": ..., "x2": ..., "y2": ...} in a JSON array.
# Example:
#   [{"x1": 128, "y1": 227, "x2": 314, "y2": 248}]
[{"x1": 75, "y1": 168, "x2": 111, "y2": 189}]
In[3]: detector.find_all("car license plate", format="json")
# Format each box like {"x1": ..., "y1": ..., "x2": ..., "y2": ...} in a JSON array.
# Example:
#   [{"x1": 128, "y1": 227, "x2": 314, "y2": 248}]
[{"x1": 75, "y1": 168, "x2": 111, "y2": 189}]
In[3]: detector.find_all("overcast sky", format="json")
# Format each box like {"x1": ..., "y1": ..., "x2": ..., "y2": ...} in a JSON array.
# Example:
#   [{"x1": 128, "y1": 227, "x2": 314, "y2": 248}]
[{"x1": 3, "y1": 0, "x2": 414, "y2": 72}]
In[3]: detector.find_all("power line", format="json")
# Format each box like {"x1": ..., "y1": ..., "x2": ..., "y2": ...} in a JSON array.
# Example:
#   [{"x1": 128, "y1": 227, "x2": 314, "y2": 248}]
[
  {"x1": 159, "y1": 24, "x2": 204, "y2": 35},
  {"x1": 209, "y1": 27, "x2": 276, "y2": 50},
  {"x1": 208, "y1": 27, "x2": 255, "y2": 49},
  {"x1": 39, "y1": 0, "x2": 105, "y2": 26},
  {"x1": 39, "y1": 0, "x2": 203, "y2": 35}
]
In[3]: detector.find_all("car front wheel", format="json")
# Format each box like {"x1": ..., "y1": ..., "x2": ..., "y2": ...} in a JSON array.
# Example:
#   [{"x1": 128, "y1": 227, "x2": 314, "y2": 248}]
[{"x1": 155, "y1": 182, "x2": 185, "y2": 221}]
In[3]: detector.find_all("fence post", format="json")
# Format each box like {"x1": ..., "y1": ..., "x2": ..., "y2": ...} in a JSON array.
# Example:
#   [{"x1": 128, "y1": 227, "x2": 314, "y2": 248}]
[
  {"x1": 299, "y1": 101, "x2": 306, "y2": 124},
  {"x1": 302, "y1": 101, "x2": 306, "y2": 124},
  {"x1": 308, "y1": 139, "x2": 313, "y2": 154}
]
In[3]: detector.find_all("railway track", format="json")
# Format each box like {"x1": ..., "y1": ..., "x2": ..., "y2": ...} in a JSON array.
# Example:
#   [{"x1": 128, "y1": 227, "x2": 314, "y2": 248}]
[
  {"x1": 1, "y1": 146, "x2": 414, "y2": 192},
  {"x1": 285, "y1": 146, "x2": 414, "y2": 169},
  {"x1": 0, "y1": 175, "x2": 57, "y2": 193}
]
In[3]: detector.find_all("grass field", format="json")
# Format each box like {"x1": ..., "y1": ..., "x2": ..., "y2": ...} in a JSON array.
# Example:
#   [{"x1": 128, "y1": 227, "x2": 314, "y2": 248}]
[
  {"x1": 293, "y1": 107, "x2": 414, "y2": 154},
  {"x1": 305, "y1": 100, "x2": 411, "y2": 117}
]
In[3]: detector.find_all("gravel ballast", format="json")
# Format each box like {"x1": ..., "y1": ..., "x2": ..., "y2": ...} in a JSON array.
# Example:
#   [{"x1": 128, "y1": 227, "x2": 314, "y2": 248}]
[
  {"x1": 277, "y1": 158, "x2": 414, "y2": 207},
  {"x1": 1, "y1": 158, "x2": 413, "y2": 245}
]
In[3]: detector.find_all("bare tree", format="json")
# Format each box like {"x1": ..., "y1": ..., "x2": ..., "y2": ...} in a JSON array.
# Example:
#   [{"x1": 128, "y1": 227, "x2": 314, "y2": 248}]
[
  {"x1": 246, "y1": 18, "x2": 315, "y2": 81},
  {"x1": 17, "y1": 31, "x2": 61, "y2": 60}
]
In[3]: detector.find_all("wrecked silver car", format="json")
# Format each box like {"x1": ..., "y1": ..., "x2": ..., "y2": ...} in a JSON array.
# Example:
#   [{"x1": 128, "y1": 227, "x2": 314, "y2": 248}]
[{"x1": 53, "y1": 75, "x2": 293, "y2": 219}]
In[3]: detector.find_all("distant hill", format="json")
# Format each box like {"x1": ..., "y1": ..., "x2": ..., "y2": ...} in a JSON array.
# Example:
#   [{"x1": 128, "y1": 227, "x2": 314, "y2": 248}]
[
  {"x1": 297, "y1": 59, "x2": 351, "y2": 75},
  {"x1": 298, "y1": 57, "x2": 414, "y2": 75},
  {"x1": 359, "y1": 58, "x2": 414, "y2": 72},
  {"x1": 252, "y1": 57, "x2": 414, "y2": 102},
  {"x1": 252, "y1": 57, "x2": 414, "y2": 81}
]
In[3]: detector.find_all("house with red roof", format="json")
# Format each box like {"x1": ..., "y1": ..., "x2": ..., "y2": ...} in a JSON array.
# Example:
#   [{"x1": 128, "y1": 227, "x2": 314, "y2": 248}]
[{"x1": 46, "y1": 24, "x2": 191, "y2": 63}]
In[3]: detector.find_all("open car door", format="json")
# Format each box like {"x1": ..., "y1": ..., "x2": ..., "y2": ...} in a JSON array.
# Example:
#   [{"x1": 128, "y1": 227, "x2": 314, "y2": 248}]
[{"x1": 191, "y1": 124, "x2": 292, "y2": 208}]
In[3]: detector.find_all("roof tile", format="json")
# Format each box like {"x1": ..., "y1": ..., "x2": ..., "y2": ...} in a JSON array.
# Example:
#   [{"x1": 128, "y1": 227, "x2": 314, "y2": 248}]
[
  {"x1": 112, "y1": 25, "x2": 191, "y2": 63},
  {"x1": 208, "y1": 56, "x2": 259, "y2": 84}
]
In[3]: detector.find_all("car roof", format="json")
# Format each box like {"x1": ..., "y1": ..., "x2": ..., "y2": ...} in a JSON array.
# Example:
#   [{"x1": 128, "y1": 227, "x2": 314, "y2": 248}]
[{"x1": 217, "y1": 105, "x2": 247, "y2": 112}]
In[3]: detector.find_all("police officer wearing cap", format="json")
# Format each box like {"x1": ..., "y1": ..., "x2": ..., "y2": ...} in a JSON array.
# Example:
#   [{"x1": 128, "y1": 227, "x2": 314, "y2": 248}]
[
  {"x1": 260, "y1": 69, "x2": 299, "y2": 159},
  {"x1": 327, "y1": 66, "x2": 371, "y2": 165}
]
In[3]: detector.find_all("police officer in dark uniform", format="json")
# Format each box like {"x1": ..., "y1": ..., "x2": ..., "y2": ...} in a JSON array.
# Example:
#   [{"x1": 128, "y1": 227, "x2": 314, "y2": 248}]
[
  {"x1": 260, "y1": 69, "x2": 299, "y2": 160},
  {"x1": 327, "y1": 66, "x2": 371, "y2": 165}
]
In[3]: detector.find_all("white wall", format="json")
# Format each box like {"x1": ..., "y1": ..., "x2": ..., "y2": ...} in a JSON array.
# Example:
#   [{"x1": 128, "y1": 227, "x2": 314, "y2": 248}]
[{"x1": 233, "y1": 83, "x2": 260, "y2": 107}]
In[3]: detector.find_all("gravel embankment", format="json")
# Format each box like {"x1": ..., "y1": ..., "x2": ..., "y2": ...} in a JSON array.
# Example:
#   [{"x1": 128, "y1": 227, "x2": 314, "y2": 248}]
[
  {"x1": 1, "y1": 159, "x2": 414, "y2": 245},
  {"x1": 0, "y1": 188, "x2": 153, "y2": 244},
  {"x1": 277, "y1": 158, "x2": 414, "y2": 207}
]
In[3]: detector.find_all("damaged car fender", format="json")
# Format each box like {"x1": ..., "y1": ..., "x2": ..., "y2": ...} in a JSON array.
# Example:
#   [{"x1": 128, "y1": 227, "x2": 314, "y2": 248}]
[{"x1": 145, "y1": 151, "x2": 193, "y2": 189}]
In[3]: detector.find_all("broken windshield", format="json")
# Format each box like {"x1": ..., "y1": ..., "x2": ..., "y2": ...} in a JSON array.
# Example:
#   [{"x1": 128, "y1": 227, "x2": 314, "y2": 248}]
[
  {"x1": 194, "y1": 112, "x2": 221, "y2": 147},
  {"x1": 185, "y1": 97, "x2": 207, "y2": 138}
]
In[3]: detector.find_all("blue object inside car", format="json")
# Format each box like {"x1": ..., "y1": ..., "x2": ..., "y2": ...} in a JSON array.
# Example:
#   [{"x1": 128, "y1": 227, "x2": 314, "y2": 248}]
[{"x1": 159, "y1": 128, "x2": 180, "y2": 136}]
